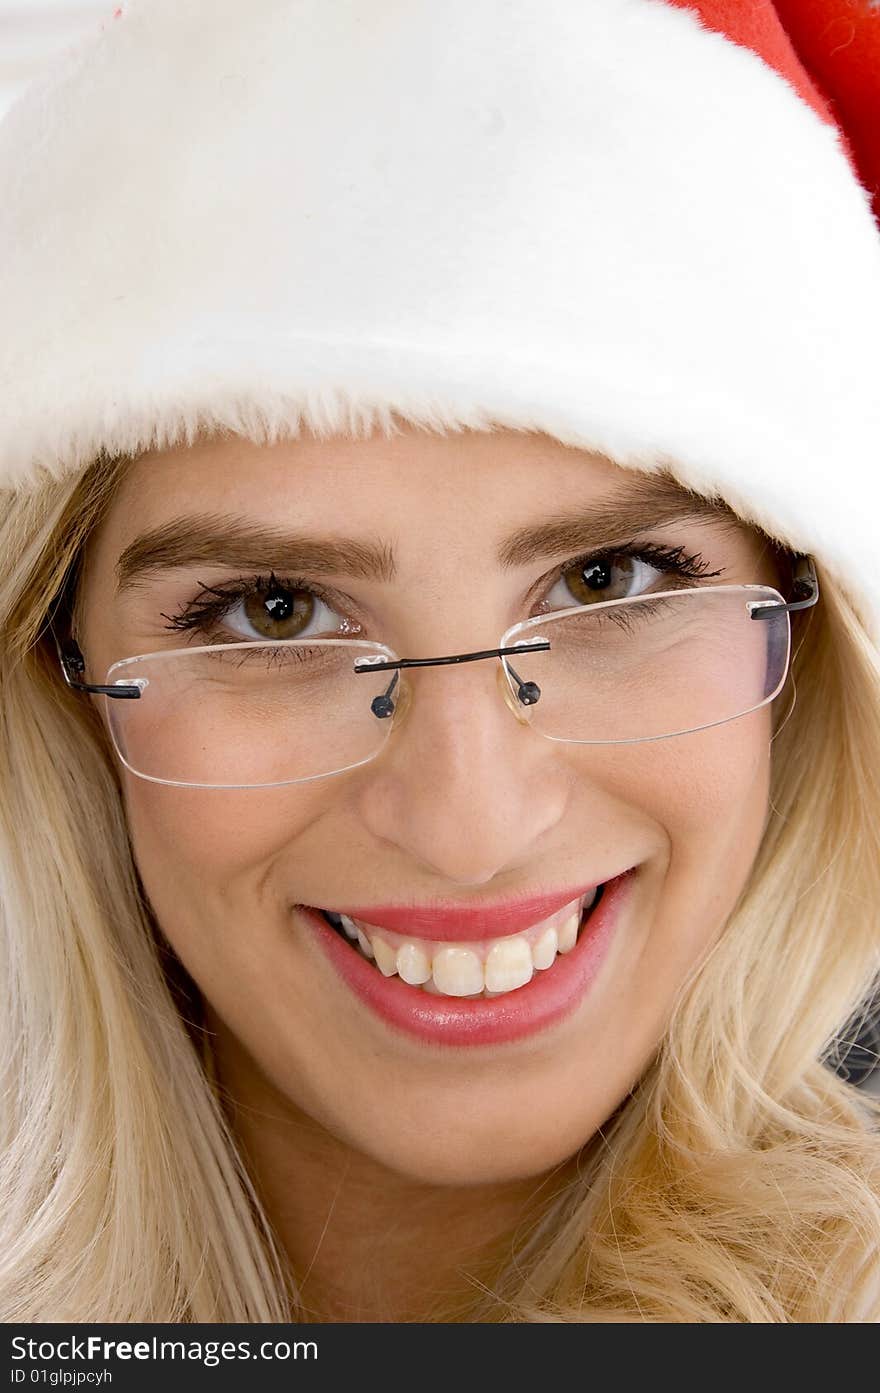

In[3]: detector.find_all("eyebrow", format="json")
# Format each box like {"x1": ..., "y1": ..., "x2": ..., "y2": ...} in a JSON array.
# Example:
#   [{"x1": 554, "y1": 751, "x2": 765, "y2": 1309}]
[{"x1": 114, "y1": 472, "x2": 746, "y2": 597}]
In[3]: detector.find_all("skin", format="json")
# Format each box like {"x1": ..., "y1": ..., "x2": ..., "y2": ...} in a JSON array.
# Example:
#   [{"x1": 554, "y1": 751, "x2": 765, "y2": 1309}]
[{"x1": 75, "y1": 426, "x2": 787, "y2": 1320}]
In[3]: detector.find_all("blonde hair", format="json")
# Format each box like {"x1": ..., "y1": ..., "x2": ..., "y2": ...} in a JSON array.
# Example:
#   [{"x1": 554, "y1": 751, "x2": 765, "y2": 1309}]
[{"x1": 1, "y1": 427, "x2": 879, "y2": 1322}]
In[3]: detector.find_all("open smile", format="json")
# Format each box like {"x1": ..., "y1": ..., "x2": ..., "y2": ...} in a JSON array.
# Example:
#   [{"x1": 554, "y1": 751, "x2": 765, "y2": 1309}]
[
  {"x1": 318, "y1": 884, "x2": 603, "y2": 998},
  {"x1": 294, "y1": 867, "x2": 638, "y2": 1047}
]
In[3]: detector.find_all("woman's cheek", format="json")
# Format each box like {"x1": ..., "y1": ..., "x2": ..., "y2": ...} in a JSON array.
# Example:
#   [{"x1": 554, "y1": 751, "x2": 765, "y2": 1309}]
[{"x1": 121, "y1": 780, "x2": 326, "y2": 884}]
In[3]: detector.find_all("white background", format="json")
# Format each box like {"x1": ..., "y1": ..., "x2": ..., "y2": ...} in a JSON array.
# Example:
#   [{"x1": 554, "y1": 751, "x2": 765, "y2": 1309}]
[{"x1": 0, "y1": 0, "x2": 111, "y2": 122}]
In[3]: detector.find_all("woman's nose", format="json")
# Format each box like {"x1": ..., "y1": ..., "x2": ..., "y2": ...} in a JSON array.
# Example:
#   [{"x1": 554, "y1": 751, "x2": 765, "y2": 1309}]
[{"x1": 354, "y1": 656, "x2": 569, "y2": 886}]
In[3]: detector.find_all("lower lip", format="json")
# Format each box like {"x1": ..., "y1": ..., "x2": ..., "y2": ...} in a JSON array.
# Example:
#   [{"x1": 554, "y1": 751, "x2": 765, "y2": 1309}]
[{"x1": 296, "y1": 868, "x2": 637, "y2": 1048}]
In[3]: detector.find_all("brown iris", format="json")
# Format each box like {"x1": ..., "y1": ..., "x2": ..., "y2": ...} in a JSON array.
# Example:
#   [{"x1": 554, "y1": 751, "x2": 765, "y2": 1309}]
[
  {"x1": 242, "y1": 578, "x2": 315, "y2": 639},
  {"x1": 562, "y1": 553, "x2": 639, "y2": 606}
]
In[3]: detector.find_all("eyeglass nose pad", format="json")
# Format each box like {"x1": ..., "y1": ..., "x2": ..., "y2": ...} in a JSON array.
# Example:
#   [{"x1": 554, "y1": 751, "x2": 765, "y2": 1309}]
[
  {"x1": 391, "y1": 670, "x2": 412, "y2": 726},
  {"x1": 497, "y1": 657, "x2": 533, "y2": 725}
]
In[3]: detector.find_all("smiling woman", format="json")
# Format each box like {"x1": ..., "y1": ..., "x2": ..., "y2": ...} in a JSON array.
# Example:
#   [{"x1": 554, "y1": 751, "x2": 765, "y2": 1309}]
[{"x1": 1, "y1": 0, "x2": 880, "y2": 1326}]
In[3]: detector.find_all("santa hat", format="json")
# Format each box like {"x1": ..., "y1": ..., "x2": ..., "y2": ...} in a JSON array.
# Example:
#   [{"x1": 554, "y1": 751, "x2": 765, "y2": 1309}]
[{"x1": 1, "y1": 0, "x2": 879, "y2": 640}]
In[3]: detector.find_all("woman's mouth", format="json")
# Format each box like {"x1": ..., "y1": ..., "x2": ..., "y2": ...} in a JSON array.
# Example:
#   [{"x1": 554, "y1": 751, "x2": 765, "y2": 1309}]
[
  {"x1": 294, "y1": 868, "x2": 637, "y2": 1048},
  {"x1": 317, "y1": 885, "x2": 604, "y2": 999}
]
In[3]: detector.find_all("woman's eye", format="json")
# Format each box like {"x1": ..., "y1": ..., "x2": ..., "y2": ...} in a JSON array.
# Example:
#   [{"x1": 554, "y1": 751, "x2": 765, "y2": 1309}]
[
  {"x1": 215, "y1": 580, "x2": 352, "y2": 642},
  {"x1": 542, "y1": 552, "x2": 664, "y2": 609}
]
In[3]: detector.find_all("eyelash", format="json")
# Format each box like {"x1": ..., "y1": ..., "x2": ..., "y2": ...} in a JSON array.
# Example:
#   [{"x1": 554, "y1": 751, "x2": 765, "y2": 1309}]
[{"x1": 159, "y1": 540, "x2": 723, "y2": 640}]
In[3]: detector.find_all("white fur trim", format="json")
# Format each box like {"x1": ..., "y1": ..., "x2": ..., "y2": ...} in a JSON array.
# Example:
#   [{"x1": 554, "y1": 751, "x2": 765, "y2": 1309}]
[{"x1": 1, "y1": 0, "x2": 879, "y2": 638}]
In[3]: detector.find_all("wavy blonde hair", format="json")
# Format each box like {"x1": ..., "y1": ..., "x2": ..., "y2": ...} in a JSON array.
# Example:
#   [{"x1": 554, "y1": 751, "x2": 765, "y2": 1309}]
[{"x1": 1, "y1": 425, "x2": 879, "y2": 1323}]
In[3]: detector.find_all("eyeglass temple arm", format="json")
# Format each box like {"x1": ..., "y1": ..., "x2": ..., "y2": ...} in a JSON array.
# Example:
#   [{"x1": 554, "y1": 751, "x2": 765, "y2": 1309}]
[
  {"x1": 50, "y1": 627, "x2": 144, "y2": 698},
  {"x1": 748, "y1": 553, "x2": 819, "y2": 620}
]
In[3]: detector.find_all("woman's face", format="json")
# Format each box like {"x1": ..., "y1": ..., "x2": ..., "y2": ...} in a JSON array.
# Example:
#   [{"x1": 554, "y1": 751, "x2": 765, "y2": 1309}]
[{"x1": 77, "y1": 428, "x2": 785, "y2": 1185}]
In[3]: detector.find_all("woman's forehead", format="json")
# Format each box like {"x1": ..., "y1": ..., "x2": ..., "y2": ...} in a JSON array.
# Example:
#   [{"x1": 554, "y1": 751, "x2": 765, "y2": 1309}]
[
  {"x1": 102, "y1": 428, "x2": 750, "y2": 538},
  {"x1": 116, "y1": 428, "x2": 628, "y2": 502}
]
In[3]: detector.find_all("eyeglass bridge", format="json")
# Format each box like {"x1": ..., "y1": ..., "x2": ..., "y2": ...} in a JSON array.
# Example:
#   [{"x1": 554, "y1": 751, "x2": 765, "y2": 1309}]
[{"x1": 353, "y1": 639, "x2": 549, "y2": 718}]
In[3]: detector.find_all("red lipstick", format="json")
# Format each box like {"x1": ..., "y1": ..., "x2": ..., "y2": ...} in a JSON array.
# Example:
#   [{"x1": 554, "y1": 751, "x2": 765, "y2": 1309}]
[{"x1": 315, "y1": 871, "x2": 631, "y2": 941}]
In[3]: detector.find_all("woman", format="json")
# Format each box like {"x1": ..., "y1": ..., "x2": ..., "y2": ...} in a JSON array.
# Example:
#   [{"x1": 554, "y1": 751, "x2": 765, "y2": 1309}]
[{"x1": 1, "y1": 0, "x2": 879, "y2": 1322}]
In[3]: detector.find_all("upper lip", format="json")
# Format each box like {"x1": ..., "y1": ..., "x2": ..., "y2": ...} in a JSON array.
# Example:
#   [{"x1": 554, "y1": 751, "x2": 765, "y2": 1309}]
[{"x1": 312, "y1": 868, "x2": 631, "y2": 941}]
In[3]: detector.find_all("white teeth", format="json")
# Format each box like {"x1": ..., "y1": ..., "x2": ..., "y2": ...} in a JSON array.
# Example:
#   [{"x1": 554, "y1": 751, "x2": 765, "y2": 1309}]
[
  {"x1": 531, "y1": 924, "x2": 559, "y2": 970},
  {"x1": 396, "y1": 940, "x2": 432, "y2": 985},
  {"x1": 557, "y1": 909, "x2": 580, "y2": 954},
  {"x1": 324, "y1": 884, "x2": 605, "y2": 999},
  {"x1": 431, "y1": 946, "x2": 484, "y2": 996},
  {"x1": 371, "y1": 935, "x2": 399, "y2": 977},
  {"x1": 484, "y1": 936, "x2": 533, "y2": 993}
]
